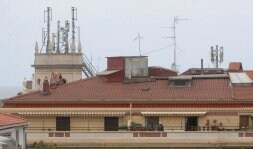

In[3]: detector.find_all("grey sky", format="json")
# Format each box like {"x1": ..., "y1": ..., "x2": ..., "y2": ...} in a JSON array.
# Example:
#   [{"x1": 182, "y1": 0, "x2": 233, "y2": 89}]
[{"x1": 0, "y1": 0, "x2": 253, "y2": 87}]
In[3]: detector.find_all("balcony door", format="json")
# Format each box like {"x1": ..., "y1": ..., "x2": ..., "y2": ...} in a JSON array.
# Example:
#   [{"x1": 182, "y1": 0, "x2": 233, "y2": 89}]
[
  {"x1": 185, "y1": 116, "x2": 198, "y2": 131},
  {"x1": 145, "y1": 116, "x2": 159, "y2": 131},
  {"x1": 104, "y1": 117, "x2": 119, "y2": 131},
  {"x1": 240, "y1": 115, "x2": 249, "y2": 129}
]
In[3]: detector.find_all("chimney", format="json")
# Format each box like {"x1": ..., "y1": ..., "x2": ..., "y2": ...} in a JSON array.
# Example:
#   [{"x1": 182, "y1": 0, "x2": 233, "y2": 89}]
[
  {"x1": 201, "y1": 59, "x2": 204, "y2": 75},
  {"x1": 42, "y1": 77, "x2": 50, "y2": 95}
]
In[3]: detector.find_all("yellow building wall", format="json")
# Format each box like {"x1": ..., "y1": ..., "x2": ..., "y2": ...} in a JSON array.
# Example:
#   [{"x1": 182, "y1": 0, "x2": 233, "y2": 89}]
[
  {"x1": 199, "y1": 116, "x2": 239, "y2": 129},
  {"x1": 71, "y1": 117, "x2": 104, "y2": 131},
  {"x1": 131, "y1": 116, "x2": 145, "y2": 126},
  {"x1": 160, "y1": 117, "x2": 185, "y2": 131},
  {"x1": 24, "y1": 115, "x2": 244, "y2": 132},
  {"x1": 27, "y1": 117, "x2": 55, "y2": 131}
]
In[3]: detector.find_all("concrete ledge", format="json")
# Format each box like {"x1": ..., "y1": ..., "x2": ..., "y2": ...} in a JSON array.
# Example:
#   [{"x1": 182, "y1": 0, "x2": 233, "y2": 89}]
[{"x1": 27, "y1": 139, "x2": 253, "y2": 148}]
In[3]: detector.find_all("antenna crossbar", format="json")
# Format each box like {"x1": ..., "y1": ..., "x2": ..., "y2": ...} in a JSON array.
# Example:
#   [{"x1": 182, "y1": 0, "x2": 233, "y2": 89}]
[{"x1": 133, "y1": 33, "x2": 143, "y2": 56}]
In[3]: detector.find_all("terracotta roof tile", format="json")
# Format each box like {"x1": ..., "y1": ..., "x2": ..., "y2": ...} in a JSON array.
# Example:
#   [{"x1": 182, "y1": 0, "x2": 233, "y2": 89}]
[
  {"x1": 6, "y1": 76, "x2": 232, "y2": 102},
  {"x1": 233, "y1": 86, "x2": 253, "y2": 100},
  {"x1": 228, "y1": 62, "x2": 243, "y2": 72},
  {"x1": 245, "y1": 71, "x2": 253, "y2": 80},
  {"x1": 0, "y1": 113, "x2": 27, "y2": 126}
]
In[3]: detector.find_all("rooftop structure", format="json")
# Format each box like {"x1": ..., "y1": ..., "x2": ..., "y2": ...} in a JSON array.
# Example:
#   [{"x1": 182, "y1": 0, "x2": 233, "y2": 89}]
[
  {"x1": 31, "y1": 7, "x2": 96, "y2": 91},
  {"x1": 2, "y1": 56, "x2": 253, "y2": 148},
  {"x1": 0, "y1": 113, "x2": 28, "y2": 149}
]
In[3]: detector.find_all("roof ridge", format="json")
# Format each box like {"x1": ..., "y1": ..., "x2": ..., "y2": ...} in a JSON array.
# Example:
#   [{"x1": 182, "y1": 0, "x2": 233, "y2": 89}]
[{"x1": 55, "y1": 76, "x2": 98, "y2": 88}]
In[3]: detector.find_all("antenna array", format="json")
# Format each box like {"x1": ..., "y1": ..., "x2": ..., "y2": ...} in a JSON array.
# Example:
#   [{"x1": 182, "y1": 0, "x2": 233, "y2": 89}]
[
  {"x1": 36, "y1": 7, "x2": 97, "y2": 77},
  {"x1": 210, "y1": 45, "x2": 224, "y2": 68},
  {"x1": 40, "y1": 7, "x2": 79, "y2": 54}
]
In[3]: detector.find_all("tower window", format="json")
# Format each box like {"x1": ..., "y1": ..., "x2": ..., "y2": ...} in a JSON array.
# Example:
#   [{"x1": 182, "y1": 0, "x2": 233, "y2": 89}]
[{"x1": 37, "y1": 79, "x2": 41, "y2": 85}]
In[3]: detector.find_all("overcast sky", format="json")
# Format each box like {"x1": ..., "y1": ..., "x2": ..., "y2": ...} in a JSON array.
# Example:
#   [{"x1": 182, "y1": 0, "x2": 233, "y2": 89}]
[{"x1": 1, "y1": 0, "x2": 253, "y2": 87}]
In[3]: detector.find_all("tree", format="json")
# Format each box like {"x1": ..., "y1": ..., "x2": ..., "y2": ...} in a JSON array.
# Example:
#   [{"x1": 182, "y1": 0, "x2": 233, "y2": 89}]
[{"x1": 34, "y1": 141, "x2": 56, "y2": 149}]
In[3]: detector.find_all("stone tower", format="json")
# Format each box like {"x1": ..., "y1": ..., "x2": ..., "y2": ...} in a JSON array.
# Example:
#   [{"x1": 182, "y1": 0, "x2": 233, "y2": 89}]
[
  {"x1": 32, "y1": 7, "x2": 84, "y2": 90},
  {"x1": 32, "y1": 42, "x2": 83, "y2": 90}
]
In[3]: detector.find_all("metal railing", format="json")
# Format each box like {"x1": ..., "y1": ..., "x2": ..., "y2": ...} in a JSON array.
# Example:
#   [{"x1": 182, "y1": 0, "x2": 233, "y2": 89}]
[
  {"x1": 26, "y1": 126, "x2": 253, "y2": 132},
  {"x1": 82, "y1": 54, "x2": 97, "y2": 77}
]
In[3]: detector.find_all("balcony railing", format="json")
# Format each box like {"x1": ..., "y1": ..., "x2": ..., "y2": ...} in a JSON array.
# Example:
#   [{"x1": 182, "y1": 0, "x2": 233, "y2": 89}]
[{"x1": 27, "y1": 125, "x2": 253, "y2": 132}]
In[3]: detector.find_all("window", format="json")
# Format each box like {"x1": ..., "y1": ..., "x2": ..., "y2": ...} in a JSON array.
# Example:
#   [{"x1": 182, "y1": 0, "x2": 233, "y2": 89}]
[
  {"x1": 104, "y1": 117, "x2": 119, "y2": 131},
  {"x1": 174, "y1": 80, "x2": 186, "y2": 86},
  {"x1": 145, "y1": 117, "x2": 159, "y2": 131},
  {"x1": 37, "y1": 79, "x2": 41, "y2": 85},
  {"x1": 56, "y1": 117, "x2": 70, "y2": 131},
  {"x1": 170, "y1": 80, "x2": 192, "y2": 87}
]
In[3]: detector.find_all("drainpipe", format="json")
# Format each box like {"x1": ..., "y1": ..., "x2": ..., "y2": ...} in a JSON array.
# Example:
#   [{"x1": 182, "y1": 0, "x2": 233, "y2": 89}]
[
  {"x1": 127, "y1": 103, "x2": 132, "y2": 130},
  {"x1": 130, "y1": 102, "x2": 132, "y2": 121}
]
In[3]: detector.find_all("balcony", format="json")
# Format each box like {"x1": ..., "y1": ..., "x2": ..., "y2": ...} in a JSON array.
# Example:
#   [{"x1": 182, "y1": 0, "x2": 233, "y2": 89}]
[{"x1": 26, "y1": 130, "x2": 253, "y2": 148}]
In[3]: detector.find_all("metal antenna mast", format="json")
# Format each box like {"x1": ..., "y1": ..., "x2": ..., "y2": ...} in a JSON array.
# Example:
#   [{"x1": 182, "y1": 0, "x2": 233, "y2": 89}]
[
  {"x1": 56, "y1": 21, "x2": 61, "y2": 53},
  {"x1": 62, "y1": 20, "x2": 70, "y2": 54},
  {"x1": 211, "y1": 45, "x2": 224, "y2": 68},
  {"x1": 71, "y1": 7, "x2": 77, "y2": 52},
  {"x1": 44, "y1": 7, "x2": 52, "y2": 53},
  {"x1": 163, "y1": 16, "x2": 187, "y2": 71},
  {"x1": 133, "y1": 33, "x2": 143, "y2": 56}
]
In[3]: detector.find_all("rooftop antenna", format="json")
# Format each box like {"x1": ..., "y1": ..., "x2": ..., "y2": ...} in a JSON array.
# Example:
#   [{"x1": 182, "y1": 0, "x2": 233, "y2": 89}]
[
  {"x1": 162, "y1": 16, "x2": 187, "y2": 71},
  {"x1": 62, "y1": 20, "x2": 70, "y2": 54},
  {"x1": 71, "y1": 7, "x2": 77, "y2": 53},
  {"x1": 211, "y1": 45, "x2": 224, "y2": 68},
  {"x1": 133, "y1": 33, "x2": 143, "y2": 56},
  {"x1": 44, "y1": 7, "x2": 52, "y2": 53},
  {"x1": 77, "y1": 26, "x2": 80, "y2": 43},
  {"x1": 56, "y1": 21, "x2": 61, "y2": 53},
  {"x1": 52, "y1": 33, "x2": 56, "y2": 51},
  {"x1": 77, "y1": 26, "x2": 82, "y2": 53}
]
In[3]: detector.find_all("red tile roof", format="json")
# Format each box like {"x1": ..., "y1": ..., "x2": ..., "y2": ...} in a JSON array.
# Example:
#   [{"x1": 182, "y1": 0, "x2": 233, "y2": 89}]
[
  {"x1": 5, "y1": 76, "x2": 233, "y2": 103},
  {"x1": 0, "y1": 113, "x2": 27, "y2": 127},
  {"x1": 148, "y1": 67, "x2": 177, "y2": 77},
  {"x1": 232, "y1": 86, "x2": 253, "y2": 100},
  {"x1": 228, "y1": 62, "x2": 243, "y2": 72},
  {"x1": 245, "y1": 71, "x2": 253, "y2": 80},
  {"x1": 181, "y1": 68, "x2": 225, "y2": 75}
]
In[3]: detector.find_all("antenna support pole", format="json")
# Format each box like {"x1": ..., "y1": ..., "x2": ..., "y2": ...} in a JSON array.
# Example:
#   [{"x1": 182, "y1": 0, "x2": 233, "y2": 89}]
[
  {"x1": 44, "y1": 7, "x2": 52, "y2": 53},
  {"x1": 64, "y1": 20, "x2": 70, "y2": 54},
  {"x1": 71, "y1": 7, "x2": 77, "y2": 43},
  {"x1": 162, "y1": 16, "x2": 187, "y2": 71},
  {"x1": 56, "y1": 21, "x2": 60, "y2": 53},
  {"x1": 71, "y1": 7, "x2": 77, "y2": 52}
]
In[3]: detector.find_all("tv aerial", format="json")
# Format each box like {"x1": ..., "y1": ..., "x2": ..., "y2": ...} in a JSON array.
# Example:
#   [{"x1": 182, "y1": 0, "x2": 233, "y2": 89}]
[
  {"x1": 133, "y1": 33, "x2": 143, "y2": 56},
  {"x1": 162, "y1": 16, "x2": 188, "y2": 71}
]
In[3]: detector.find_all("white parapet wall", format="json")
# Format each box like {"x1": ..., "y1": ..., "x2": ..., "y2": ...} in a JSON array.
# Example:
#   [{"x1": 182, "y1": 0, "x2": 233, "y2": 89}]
[{"x1": 27, "y1": 131, "x2": 244, "y2": 141}]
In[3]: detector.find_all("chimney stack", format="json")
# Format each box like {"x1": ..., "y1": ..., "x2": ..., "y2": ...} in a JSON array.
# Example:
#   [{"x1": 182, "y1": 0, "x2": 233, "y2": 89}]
[
  {"x1": 201, "y1": 59, "x2": 204, "y2": 75},
  {"x1": 42, "y1": 77, "x2": 50, "y2": 95}
]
